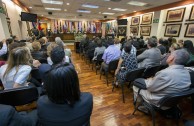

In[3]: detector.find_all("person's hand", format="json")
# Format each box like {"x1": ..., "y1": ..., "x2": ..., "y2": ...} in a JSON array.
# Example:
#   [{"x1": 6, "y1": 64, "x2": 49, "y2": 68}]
[{"x1": 33, "y1": 60, "x2": 41, "y2": 68}]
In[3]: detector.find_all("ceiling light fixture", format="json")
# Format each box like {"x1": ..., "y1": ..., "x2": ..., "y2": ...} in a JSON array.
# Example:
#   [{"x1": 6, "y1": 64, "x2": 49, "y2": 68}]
[
  {"x1": 77, "y1": 10, "x2": 91, "y2": 13},
  {"x1": 67, "y1": 3, "x2": 70, "y2": 5},
  {"x1": 99, "y1": 12, "x2": 101, "y2": 14},
  {"x1": 82, "y1": 4, "x2": 99, "y2": 8},
  {"x1": 41, "y1": 15, "x2": 44, "y2": 16},
  {"x1": 45, "y1": 8, "x2": 61, "y2": 11},
  {"x1": 112, "y1": 8, "x2": 127, "y2": 11},
  {"x1": 29, "y1": 6, "x2": 32, "y2": 8},
  {"x1": 108, "y1": 8, "x2": 111, "y2": 10},
  {"x1": 102, "y1": 12, "x2": 115, "y2": 15},
  {"x1": 133, "y1": 11, "x2": 137, "y2": 12},
  {"x1": 64, "y1": 9, "x2": 67, "y2": 11},
  {"x1": 104, "y1": 0, "x2": 110, "y2": 1},
  {"x1": 41, "y1": 0, "x2": 63, "y2": 5},
  {"x1": 127, "y1": 1, "x2": 148, "y2": 6}
]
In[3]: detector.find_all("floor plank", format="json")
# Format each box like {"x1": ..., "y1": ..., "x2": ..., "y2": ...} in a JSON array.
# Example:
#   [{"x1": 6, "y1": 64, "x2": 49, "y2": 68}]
[{"x1": 69, "y1": 45, "x2": 194, "y2": 126}]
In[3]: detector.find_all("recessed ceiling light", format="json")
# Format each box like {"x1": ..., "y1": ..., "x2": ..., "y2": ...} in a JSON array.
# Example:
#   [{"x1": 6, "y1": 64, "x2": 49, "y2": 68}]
[
  {"x1": 121, "y1": 14, "x2": 123, "y2": 15},
  {"x1": 82, "y1": 4, "x2": 99, "y2": 8},
  {"x1": 99, "y1": 12, "x2": 101, "y2": 14},
  {"x1": 77, "y1": 10, "x2": 91, "y2": 13},
  {"x1": 67, "y1": 3, "x2": 70, "y2": 5},
  {"x1": 112, "y1": 8, "x2": 127, "y2": 11},
  {"x1": 45, "y1": 8, "x2": 61, "y2": 11},
  {"x1": 133, "y1": 11, "x2": 137, "y2": 12},
  {"x1": 108, "y1": 8, "x2": 111, "y2": 10},
  {"x1": 104, "y1": 0, "x2": 110, "y2": 1},
  {"x1": 102, "y1": 12, "x2": 115, "y2": 15},
  {"x1": 127, "y1": 1, "x2": 148, "y2": 6},
  {"x1": 41, "y1": 15, "x2": 44, "y2": 16},
  {"x1": 41, "y1": 0, "x2": 63, "y2": 5},
  {"x1": 29, "y1": 6, "x2": 32, "y2": 8},
  {"x1": 64, "y1": 9, "x2": 67, "y2": 11}
]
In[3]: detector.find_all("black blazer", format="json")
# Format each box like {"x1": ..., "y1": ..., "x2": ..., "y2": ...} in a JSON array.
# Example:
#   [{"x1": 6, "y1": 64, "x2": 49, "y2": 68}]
[{"x1": 37, "y1": 92, "x2": 93, "y2": 126}]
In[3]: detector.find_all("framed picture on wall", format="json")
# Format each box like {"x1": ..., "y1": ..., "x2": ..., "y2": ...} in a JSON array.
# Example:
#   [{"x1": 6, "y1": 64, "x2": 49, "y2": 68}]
[
  {"x1": 166, "y1": 8, "x2": 185, "y2": 22},
  {"x1": 130, "y1": 26, "x2": 139, "y2": 36},
  {"x1": 164, "y1": 24, "x2": 182, "y2": 37},
  {"x1": 131, "y1": 16, "x2": 140, "y2": 26},
  {"x1": 118, "y1": 26, "x2": 127, "y2": 36},
  {"x1": 141, "y1": 13, "x2": 153, "y2": 25},
  {"x1": 185, "y1": 23, "x2": 194, "y2": 38},
  {"x1": 140, "y1": 26, "x2": 151, "y2": 36},
  {"x1": 189, "y1": 6, "x2": 194, "y2": 21}
]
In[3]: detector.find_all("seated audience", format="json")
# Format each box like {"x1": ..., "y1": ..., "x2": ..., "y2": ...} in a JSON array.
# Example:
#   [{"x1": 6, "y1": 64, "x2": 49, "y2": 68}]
[
  {"x1": 114, "y1": 38, "x2": 121, "y2": 50},
  {"x1": 25, "y1": 37, "x2": 33, "y2": 51},
  {"x1": 137, "y1": 38, "x2": 161, "y2": 68},
  {"x1": 133, "y1": 49, "x2": 191, "y2": 107},
  {"x1": 177, "y1": 39, "x2": 183, "y2": 48},
  {"x1": 0, "y1": 39, "x2": 8, "y2": 57},
  {"x1": 87, "y1": 37, "x2": 98, "y2": 61},
  {"x1": 55, "y1": 37, "x2": 65, "y2": 48},
  {"x1": 183, "y1": 40, "x2": 194, "y2": 64},
  {"x1": 64, "y1": 44, "x2": 72, "y2": 57},
  {"x1": 0, "y1": 47, "x2": 32, "y2": 89},
  {"x1": 37, "y1": 65, "x2": 93, "y2": 126},
  {"x1": 92, "y1": 40, "x2": 106, "y2": 61},
  {"x1": 114, "y1": 42, "x2": 138, "y2": 84},
  {"x1": 157, "y1": 38, "x2": 166, "y2": 55},
  {"x1": 47, "y1": 44, "x2": 70, "y2": 65},
  {"x1": 31, "y1": 41, "x2": 47, "y2": 61},
  {"x1": 38, "y1": 38, "x2": 47, "y2": 51},
  {"x1": 161, "y1": 43, "x2": 180, "y2": 65},
  {"x1": 101, "y1": 39, "x2": 121, "y2": 71}
]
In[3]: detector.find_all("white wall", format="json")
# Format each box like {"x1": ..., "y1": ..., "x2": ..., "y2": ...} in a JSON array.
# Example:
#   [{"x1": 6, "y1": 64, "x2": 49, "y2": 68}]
[
  {"x1": 2, "y1": 0, "x2": 28, "y2": 40},
  {"x1": 158, "y1": 4, "x2": 194, "y2": 42}
]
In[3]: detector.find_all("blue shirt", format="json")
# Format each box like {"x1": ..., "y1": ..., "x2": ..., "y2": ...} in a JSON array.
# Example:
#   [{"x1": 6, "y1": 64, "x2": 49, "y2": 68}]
[{"x1": 102, "y1": 45, "x2": 121, "y2": 64}]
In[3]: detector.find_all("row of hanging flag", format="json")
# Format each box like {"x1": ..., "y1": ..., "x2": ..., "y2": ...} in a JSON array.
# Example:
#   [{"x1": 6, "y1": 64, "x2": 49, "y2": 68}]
[
  {"x1": 32, "y1": 20, "x2": 42, "y2": 30},
  {"x1": 50, "y1": 20, "x2": 102, "y2": 33},
  {"x1": 105, "y1": 21, "x2": 118, "y2": 34}
]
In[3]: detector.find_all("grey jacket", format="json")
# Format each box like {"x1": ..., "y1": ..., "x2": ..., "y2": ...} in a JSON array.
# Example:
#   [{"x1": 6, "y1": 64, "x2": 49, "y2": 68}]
[
  {"x1": 137, "y1": 47, "x2": 161, "y2": 68},
  {"x1": 141, "y1": 65, "x2": 191, "y2": 106}
]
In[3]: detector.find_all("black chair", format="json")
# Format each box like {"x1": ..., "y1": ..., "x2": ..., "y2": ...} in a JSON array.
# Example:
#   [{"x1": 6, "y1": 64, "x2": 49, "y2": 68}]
[
  {"x1": 112, "y1": 67, "x2": 145, "y2": 103},
  {"x1": 91, "y1": 54, "x2": 103, "y2": 74},
  {"x1": 143, "y1": 65, "x2": 163, "y2": 79},
  {"x1": 0, "y1": 86, "x2": 39, "y2": 106},
  {"x1": 31, "y1": 68, "x2": 42, "y2": 83},
  {"x1": 132, "y1": 87, "x2": 194, "y2": 126},
  {"x1": 100, "y1": 59, "x2": 119, "y2": 86}
]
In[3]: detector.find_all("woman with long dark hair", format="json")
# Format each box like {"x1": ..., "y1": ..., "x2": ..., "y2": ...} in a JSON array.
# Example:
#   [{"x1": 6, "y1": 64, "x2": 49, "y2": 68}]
[{"x1": 37, "y1": 65, "x2": 93, "y2": 126}]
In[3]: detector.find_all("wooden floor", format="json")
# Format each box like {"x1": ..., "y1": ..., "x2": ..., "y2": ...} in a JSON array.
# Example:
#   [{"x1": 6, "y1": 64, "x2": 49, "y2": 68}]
[{"x1": 69, "y1": 45, "x2": 194, "y2": 126}]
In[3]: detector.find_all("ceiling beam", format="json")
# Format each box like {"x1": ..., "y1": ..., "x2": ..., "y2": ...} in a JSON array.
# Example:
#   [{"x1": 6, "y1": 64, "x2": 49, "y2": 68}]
[
  {"x1": 11, "y1": 0, "x2": 30, "y2": 12},
  {"x1": 117, "y1": 0, "x2": 194, "y2": 19}
]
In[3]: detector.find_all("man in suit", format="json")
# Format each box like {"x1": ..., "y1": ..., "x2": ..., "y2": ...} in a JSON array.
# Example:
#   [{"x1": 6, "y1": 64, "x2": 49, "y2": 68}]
[
  {"x1": 137, "y1": 38, "x2": 161, "y2": 68},
  {"x1": 133, "y1": 49, "x2": 191, "y2": 107}
]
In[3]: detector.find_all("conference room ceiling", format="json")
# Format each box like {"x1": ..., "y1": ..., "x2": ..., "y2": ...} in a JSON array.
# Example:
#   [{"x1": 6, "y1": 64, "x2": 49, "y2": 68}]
[{"x1": 19, "y1": 0, "x2": 182, "y2": 20}]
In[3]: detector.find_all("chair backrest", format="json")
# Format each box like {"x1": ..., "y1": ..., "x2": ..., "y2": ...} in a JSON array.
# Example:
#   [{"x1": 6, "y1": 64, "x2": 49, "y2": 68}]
[
  {"x1": 143, "y1": 65, "x2": 163, "y2": 78},
  {"x1": 108, "y1": 59, "x2": 119, "y2": 71},
  {"x1": 0, "y1": 86, "x2": 38, "y2": 106},
  {"x1": 158, "y1": 88, "x2": 194, "y2": 108},
  {"x1": 96, "y1": 54, "x2": 103, "y2": 62},
  {"x1": 31, "y1": 68, "x2": 41, "y2": 80},
  {"x1": 125, "y1": 67, "x2": 146, "y2": 82}
]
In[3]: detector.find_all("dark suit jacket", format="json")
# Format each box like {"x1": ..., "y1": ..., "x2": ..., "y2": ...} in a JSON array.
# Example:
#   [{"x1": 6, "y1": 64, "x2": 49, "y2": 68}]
[
  {"x1": 37, "y1": 92, "x2": 93, "y2": 126},
  {"x1": 0, "y1": 104, "x2": 37, "y2": 126}
]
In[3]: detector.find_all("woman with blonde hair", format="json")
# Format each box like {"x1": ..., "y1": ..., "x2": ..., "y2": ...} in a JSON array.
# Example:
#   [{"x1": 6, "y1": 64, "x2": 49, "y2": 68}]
[{"x1": 0, "y1": 47, "x2": 32, "y2": 89}]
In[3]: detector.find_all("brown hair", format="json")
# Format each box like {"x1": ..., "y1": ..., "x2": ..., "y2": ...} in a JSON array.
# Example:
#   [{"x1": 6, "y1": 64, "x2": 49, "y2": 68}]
[
  {"x1": 3, "y1": 47, "x2": 32, "y2": 78},
  {"x1": 32, "y1": 41, "x2": 41, "y2": 51}
]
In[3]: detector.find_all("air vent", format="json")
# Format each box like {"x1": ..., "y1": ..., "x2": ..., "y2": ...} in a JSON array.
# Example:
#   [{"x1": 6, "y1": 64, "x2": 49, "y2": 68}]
[
  {"x1": 110, "y1": 0, "x2": 122, "y2": 2},
  {"x1": 34, "y1": 5, "x2": 44, "y2": 7}
]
